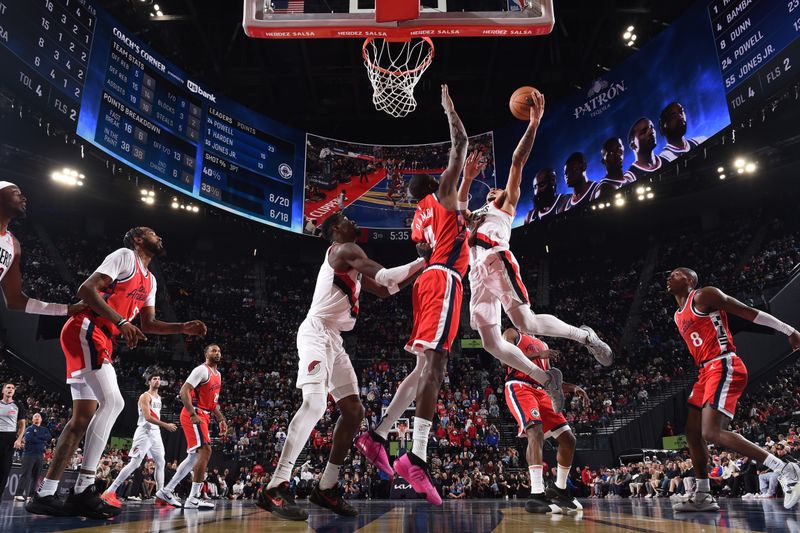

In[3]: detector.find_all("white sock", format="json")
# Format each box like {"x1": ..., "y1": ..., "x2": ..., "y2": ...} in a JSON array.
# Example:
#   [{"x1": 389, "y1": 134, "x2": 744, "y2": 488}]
[
  {"x1": 529, "y1": 465, "x2": 544, "y2": 494},
  {"x1": 375, "y1": 360, "x2": 424, "y2": 440},
  {"x1": 319, "y1": 462, "x2": 341, "y2": 491},
  {"x1": 166, "y1": 452, "x2": 198, "y2": 492},
  {"x1": 37, "y1": 478, "x2": 59, "y2": 497},
  {"x1": 695, "y1": 478, "x2": 710, "y2": 493},
  {"x1": 556, "y1": 464, "x2": 570, "y2": 490},
  {"x1": 267, "y1": 387, "x2": 327, "y2": 490},
  {"x1": 411, "y1": 417, "x2": 432, "y2": 462},
  {"x1": 764, "y1": 453, "x2": 786, "y2": 472},
  {"x1": 74, "y1": 473, "x2": 96, "y2": 494},
  {"x1": 190, "y1": 482, "x2": 203, "y2": 499}
]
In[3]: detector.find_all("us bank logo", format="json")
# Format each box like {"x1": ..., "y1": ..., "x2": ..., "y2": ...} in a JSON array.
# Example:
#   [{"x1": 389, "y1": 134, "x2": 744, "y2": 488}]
[{"x1": 573, "y1": 79, "x2": 627, "y2": 119}]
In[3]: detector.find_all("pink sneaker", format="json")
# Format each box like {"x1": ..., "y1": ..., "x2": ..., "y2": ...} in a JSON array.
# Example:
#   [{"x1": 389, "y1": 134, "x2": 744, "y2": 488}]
[
  {"x1": 355, "y1": 431, "x2": 394, "y2": 478},
  {"x1": 393, "y1": 453, "x2": 442, "y2": 505}
]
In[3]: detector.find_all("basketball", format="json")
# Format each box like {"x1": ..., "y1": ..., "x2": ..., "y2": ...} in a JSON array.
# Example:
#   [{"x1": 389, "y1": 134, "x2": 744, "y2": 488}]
[{"x1": 509, "y1": 86, "x2": 537, "y2": 120}]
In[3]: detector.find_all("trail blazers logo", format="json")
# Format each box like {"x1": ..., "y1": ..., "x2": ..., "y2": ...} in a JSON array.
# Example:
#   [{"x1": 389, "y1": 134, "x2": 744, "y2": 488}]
[{"x1": 307, "y1": 360, "x2": 322, "y2": 376}]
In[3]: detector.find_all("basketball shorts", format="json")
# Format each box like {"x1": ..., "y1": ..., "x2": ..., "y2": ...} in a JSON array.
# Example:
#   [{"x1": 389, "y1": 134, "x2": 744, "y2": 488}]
[
  {"x1": 129, "y1": 425, "x2": 165, "y2": 459},
  {"x1": 180, "y1": 408, "x2": 210, "y2": 453},
  {"x1": 295, "y1": 316, "x2": 359, "y2": 402},
  {"x1": 505, "y1": 380, "x2": 569, "y2": 439},
  {"x1": 688, "y1": 354, "x2": 748, "y2": 419},
  {"x1": 61, "y1": 316, "x2": 113, "y2": 382},
  {"x1": 469, "y1": 250, "x2": 529, "y2": 330},
  {"x1": 405, "y1": 266, "x2": 463, "y2": 356}
]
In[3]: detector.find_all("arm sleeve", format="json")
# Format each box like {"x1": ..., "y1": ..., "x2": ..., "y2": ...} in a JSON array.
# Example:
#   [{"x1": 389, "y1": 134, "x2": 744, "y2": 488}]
[
  {"x1": 374, "y1": 258, "x2": 426, "y2": 287},
  {"x1": 145, "y1": 276, "x2": 157, "y2": 308},
  {"x1": 753, "y1": 311, "x2": 796, "y2": 336},
  {"x1": 185, "y1": 365, "x2": 210, "y2": 388},
  {"x1": 94, "y1": 248, "x2": 136, "y2": 281}
]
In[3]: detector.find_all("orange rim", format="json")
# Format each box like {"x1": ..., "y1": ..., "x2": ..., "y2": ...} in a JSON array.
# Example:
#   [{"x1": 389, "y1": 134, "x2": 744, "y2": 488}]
[{"x1": 362, "y1": 37, "x2": 435, "y2": 77}]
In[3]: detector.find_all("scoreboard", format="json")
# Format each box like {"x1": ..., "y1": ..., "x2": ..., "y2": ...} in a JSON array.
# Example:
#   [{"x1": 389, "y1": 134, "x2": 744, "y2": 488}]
[
  {"x1": 709, "y1": 0, "x2": 800, "y2": 121},
  {"x1": 0, "y1": 0, "x2": 95, "y2": 125},
  {"x1": 0, "y1": 0, "x2": 304, "y2": 232},
  {"x1": 76, "y1": 15, "x2": 304, "y2": 231}
]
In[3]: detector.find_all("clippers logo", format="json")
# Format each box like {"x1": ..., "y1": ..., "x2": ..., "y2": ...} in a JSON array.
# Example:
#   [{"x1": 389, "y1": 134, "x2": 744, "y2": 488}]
[
  {"x1": 278, "y1": 163, "x2": 293, "y2": 179},
  {"x1": 573, "y1": 79, "x2": 627, "y2": 119},
  {"x1": 307, "y1": 360, "x2": 322, "y2": 376},
  {"x1": 530, "y1": 408, "x2": 540, "y2": 418},
  {"x1": 187, "y1": 80, "x2": 217, "y2": 103}
]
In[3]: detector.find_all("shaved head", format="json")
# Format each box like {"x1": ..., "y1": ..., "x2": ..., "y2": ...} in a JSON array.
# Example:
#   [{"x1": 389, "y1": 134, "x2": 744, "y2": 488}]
[{"x1": 677, "y1": 267, "x2": 698, "y2": 288}]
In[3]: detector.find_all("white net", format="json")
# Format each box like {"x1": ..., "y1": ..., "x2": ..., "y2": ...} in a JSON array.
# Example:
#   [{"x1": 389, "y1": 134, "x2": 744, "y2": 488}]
[{"x1": 362, "y1": 37, "x2": 434, "y2": 118}]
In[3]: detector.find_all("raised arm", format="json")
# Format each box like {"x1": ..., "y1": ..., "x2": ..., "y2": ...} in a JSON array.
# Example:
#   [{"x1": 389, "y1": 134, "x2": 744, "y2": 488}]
[
  {"x1": 330, "y1": 242, "x2": 426, "y2": 293},
  {"x1": 437, "y1": 84, "x2": 469, "y2": 210},
  {"x1": 694, "y1": 286, "x2": 800, "y2": 350},
  {"x1": 504, "y1": 89, "x2": 545, "y2": 211},
  {"x1": 457, "y1": 150, "x2": 487, "y2": 217}
]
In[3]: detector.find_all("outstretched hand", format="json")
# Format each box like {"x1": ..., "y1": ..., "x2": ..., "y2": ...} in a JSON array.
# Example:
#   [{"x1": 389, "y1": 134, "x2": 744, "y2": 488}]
[
  {"x1": 182, "y1": 320, "x2": 207, "y2": 337},
  {"x1": 528, "y1": 88, "x2": 545, "y2": 125},
  {"x1": 789, "y1": 330, "x2": 800, "y2": 352},
  {"x1": 464, "y1": 150, "x2": 487, "y2": 182},
  {"x1": 441, "y1": 84, "x2": 455, "y2": 113}
]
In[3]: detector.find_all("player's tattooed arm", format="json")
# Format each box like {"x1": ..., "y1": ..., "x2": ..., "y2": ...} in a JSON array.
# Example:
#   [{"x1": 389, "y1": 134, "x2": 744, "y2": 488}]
[
  {"x1": 438, "y1": 84, "x2": 469, "y2": 209},
  {"x1": 507, "y1": 89, "x2": 545, "y2": 209}
]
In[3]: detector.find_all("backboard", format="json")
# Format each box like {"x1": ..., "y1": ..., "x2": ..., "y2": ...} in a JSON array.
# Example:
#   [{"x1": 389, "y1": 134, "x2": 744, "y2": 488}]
[{"x1": 243, "y1": 0, "x2": 555, "y2": 40}]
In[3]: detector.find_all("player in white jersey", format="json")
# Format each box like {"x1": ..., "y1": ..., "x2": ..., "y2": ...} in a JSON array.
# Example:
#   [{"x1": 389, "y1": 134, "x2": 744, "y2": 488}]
[
  {"x1": 0, "y1": 181, "x2": 83, "y2": 317},
  {"x1": 102, "y1": 367, "x2": 176, "y2": 507},
  {"x1": 259, "y1": 212, "x2": 429, "y2": 521},
  {"x1": 456, "y1": 89, "x2": 612, "y2": 413}
]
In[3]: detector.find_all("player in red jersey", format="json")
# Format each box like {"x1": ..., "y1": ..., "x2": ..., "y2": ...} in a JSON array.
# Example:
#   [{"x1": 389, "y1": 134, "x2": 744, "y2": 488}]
[
  {"x1": 357, "y1": 85, "x2": 468, "y2": 505},
  {"x1": 667, "y1": 267, "x2": 800, "y2": 511},
  {"x1": 502, "y1": 328, "x2": 585, "y2": 514},
  {"x1": 26, "y1": 227, "x2": 207, "y2": 519},
  {"x1": 157, "y1": 344, "x2": 226, "y2": 510}
]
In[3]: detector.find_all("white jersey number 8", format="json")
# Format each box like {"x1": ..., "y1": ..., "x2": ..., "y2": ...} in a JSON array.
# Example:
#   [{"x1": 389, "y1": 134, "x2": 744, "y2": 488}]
[{"x1": 690, "y1": 332, "x2": 703, "y2": 347}]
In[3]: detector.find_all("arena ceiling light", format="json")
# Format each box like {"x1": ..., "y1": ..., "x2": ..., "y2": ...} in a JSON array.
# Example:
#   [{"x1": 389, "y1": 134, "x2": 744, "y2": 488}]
[
  {"x1": 51, "y1": 168, "x2": 85, "y2": 187},
  {"x1": 614, "y1": 193, "x2": 625, "y2": 207},
  {"x1": 636, "y1": 185, "x2": 653, "y2": 201},
  {"x1": 140, "y1": 190, "x2": 155, "y2": 205},
  {"x1": 623, "y1": 26, "x2": 637, "y2": 47}
]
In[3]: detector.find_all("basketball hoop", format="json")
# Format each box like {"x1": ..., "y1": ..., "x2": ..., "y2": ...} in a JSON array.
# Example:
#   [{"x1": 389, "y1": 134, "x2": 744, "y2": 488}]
[{"x1": 362, "y1": 37, "x2": 434, "y2": 118}]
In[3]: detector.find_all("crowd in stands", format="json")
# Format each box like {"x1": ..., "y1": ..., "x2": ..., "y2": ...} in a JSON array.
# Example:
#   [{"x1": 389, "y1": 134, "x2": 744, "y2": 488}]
[{"x1": 3, "y1": 204, "x2": 800, "y2": 501}]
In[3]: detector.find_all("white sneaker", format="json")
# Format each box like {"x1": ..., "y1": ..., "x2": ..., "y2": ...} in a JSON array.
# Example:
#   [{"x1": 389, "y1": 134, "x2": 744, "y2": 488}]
[
  {"x1": 127, "y1": 495, "x2": 141, "y2": 501},
  {"x1": 13, "y1": 496, "x2": 25, "y2": 502},
  {"x1": 580, "y1": 325, "x2": 613, "y2": 367},
  {"x1": 183, "y1": 497, "x2": 214, "y2": 510},
  {"x1": 670, "y1": 492, "x2": 693, "y2": 504},
  {"x1": 778, "y1": 462, "x2": 800, "y2": 509},
  {"x1": 155, "y1": 488, "x2": 182, "y2": 508},
  {"x1": 544, "y1": 368, "x2": 565, "y2": 412},
  {"x1": 673, "y1": 491, "x2": 720, "y2": 512},
  {"x1": 741, "y1": 493, "x2": 755, "y2": 500}
]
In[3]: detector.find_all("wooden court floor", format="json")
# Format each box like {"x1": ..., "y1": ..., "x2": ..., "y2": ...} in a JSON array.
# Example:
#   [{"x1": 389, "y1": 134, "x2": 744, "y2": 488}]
[{"x1": 1, "y1": 497, "x2": 797, "y2": 532}]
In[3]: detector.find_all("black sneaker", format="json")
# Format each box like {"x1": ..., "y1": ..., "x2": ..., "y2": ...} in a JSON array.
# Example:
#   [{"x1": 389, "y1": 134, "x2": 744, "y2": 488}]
[
  {"x1": 545, "y1": 485, "x2": 583, "y2": 512},
  {"x1": 257, "y1": 482, "x2": 308, "y2": 521},
  {"x1": 309, "y1": 485, "x2": 358, "y2": 517},
  {"x1": 67, "y1": 485, "x2": 122, "y2": 519},
  {"x1": 525, "y1": 493, "x2": 559, "y2": 514},
  {"x1": 25, "y1": 493, "x2": 75, "y2": 517}
]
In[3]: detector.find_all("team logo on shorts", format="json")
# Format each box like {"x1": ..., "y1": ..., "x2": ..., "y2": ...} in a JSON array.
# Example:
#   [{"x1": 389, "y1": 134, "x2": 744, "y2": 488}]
[
  {"x1": 530, "y1": 408, "x2": 540, "y2": 418},
  {"x1": 307, "y1": 360, "x2": 322, "y2": 376}
]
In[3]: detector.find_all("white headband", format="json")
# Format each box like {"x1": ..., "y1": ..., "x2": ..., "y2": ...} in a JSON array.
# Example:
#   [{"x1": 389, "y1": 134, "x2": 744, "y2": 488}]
[{"x1": 0, "y1": 181, "x2": 17, "y2": 191}]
